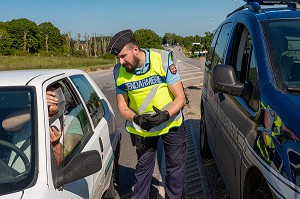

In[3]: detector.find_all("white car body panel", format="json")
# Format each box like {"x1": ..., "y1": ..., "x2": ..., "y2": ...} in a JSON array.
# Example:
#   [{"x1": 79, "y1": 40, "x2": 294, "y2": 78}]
[{"x1": 0, "y1": 69, "x2": 120, "y2": 199}]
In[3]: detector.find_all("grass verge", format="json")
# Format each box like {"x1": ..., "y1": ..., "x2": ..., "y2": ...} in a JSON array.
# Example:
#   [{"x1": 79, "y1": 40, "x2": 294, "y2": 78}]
[{"x1": 0, "y1": 56, "x2": 115, "y2": 71}]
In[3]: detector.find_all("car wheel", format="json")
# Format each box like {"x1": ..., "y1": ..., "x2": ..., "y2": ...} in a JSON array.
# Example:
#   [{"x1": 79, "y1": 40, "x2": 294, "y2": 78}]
[
  {"x1": 253, "y1": 185, "x2": 273, "y2": 199},
  {"x1": 200, "y1": 108, "x2": 212, "y2": 158},
  {"x1": 103, "y1": 144, "x2": 120, "y2": 199},
  {"x1": 102, "y1": 174, "x2": 118, "y2": 199},
  {"x1": 113, "y1": 144, "x2": 120, "y2": 185}
]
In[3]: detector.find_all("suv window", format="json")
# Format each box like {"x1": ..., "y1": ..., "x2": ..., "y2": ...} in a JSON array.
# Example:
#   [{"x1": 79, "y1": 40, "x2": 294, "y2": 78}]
[
  {"x1": 211, "y1": 23, "x2": 232, "y2": 68},
  {"x1": 232, "y1": 25, "x2": 259, "y2": 111},
  {"x1": 263, "y1": 19, "x2": 300, "y2": 91},
  {"x1": 206, "y1": 27, "x2": 221, "y2": 66},
  {"x1": 48, "y1": 80, "x2": 93, "y2": 167},
  {"x1": 70, "y1": 75, "x2": 104, "y2": 128}
]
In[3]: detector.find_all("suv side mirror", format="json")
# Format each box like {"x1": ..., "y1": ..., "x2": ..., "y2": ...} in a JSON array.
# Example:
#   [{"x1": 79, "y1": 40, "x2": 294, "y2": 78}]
[
  {"x1": 205, "y1": 60, "x2": 211, "y2": 68},
  {"x1": 54, "y1": 150, "x2": 102, "y2": 188},
  {"x1": 212, "y1": 64, "x2": 252, "y2": 101}
]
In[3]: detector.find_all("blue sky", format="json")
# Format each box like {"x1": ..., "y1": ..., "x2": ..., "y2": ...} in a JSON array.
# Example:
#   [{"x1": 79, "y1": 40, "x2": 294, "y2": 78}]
[{"x1": 0, "y1": 0, "x2": 245, "y2": 38}]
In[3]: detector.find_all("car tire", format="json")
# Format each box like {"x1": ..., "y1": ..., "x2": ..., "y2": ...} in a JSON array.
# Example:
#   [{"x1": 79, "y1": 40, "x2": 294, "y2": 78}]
[
  {"x1": 102, "y1": 174, "x2": 118, "y2": 199},
  {"x1": 253, "y1": 185, "x2": 273, "y2": 199},
  {"x1": 103, "y1": 144, "x2": 120, "y2": 199},
  {"x1": 113, "y1": 144, "x2": 120, "y2": 186},
  {"x1": 200, "y1": 108, "x2": 212, "y2": 159}
]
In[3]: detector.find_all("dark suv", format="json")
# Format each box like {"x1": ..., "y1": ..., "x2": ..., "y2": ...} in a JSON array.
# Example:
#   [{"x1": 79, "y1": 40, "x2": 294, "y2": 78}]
[{"x1": 200, "y1": 0, "x2": 300, "y2": 198}]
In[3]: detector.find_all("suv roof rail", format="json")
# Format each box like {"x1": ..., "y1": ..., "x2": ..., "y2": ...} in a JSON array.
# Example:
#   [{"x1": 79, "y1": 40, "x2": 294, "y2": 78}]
[
  {"x1": 227, "y1": 3, "x2": 258, "y2": 17},
  {"x1": 244, "y1": 0, "x2": 300, "y2": 4},
  {"x1": 227, "y1": 0, "x2": 300, "y2": 17}
]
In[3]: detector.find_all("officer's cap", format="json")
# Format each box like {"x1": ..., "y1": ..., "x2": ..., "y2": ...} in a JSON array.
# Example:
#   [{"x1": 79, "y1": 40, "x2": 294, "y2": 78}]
[{"x1": 107, "y1": 29, "x2": 134, "y2": 56}]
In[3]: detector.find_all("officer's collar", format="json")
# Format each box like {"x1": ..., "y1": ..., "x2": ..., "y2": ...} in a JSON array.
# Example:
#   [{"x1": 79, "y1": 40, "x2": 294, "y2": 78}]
[{"x1": 134, "y1": 49, "x2": 150, "y2": 75}]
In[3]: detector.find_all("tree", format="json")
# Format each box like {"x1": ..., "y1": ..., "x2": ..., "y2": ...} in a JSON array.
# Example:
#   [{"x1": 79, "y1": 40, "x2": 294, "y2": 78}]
[
  {"x1": 38, "y1": 22, "x2": 65, "y2": 54},
  {"x1": 84, "y1": 33, "x2": 89, "y2": 57},
  {"x1": 133, "y1": 29, "x2": 162, "y2": 49},
  {"x1": 202, "y1": 31, "x2": 213, "y2": 51},
  {"x1": 191, "y1": 44, "x2": 201, "y2": 54},
  {"x1": 0, "y1": 29, "x2": 13, "y2": 55},
  {"x1": 162, "y1": 33, "x2": 173, "y2": 46},
  {"x1": 183, "y1": 36, "x2": 194, "y2": 51},
  {"x1": 6, "y1": 18, "x2": 40, "y2": 54},
  {"x1": 63, "y1": 31, "x2": 72, "y2": 57},
  {"x1": 93, "y1": 33, "x2": 97, "y2": 58}
]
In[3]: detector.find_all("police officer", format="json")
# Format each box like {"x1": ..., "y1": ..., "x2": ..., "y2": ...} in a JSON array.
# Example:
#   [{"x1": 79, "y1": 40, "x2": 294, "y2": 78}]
[{"x1": 107, "y1": 29, "x2": 187, "y2": 199}]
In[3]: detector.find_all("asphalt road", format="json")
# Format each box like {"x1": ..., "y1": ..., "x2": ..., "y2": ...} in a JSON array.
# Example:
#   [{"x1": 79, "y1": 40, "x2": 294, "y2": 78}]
[{"x1": 88, "y1": 47, "x2": 228, "y2": 198}]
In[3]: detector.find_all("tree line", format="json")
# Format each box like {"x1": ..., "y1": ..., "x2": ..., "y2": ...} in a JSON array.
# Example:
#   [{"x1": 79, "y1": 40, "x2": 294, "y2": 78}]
[{"x1": 0, "y1": 18, "x2": 213, "y2": 57}]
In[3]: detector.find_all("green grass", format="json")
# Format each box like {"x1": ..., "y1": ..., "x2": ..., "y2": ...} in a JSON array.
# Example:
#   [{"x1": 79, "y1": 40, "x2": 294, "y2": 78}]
[{"x1": 0, "y1": 56, "x2": 115, "y2": 71}]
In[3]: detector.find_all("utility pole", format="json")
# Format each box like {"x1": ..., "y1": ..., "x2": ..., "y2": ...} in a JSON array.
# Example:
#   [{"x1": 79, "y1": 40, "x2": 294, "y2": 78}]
[
  {"x1": 23, "y1": 31, "x2": 27, "y2": 52},
  {"x1": 232, "y1": 0, "x2": 237, "y2": 9},
  {"x1": 45, "y1": 34, "x2": 48, "y2": 53}
]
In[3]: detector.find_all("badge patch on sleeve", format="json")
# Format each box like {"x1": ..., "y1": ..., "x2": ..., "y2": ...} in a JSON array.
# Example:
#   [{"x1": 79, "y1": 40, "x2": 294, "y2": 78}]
[{"x1": 169, "y1": 64, "x2": 177, "y2": 74}]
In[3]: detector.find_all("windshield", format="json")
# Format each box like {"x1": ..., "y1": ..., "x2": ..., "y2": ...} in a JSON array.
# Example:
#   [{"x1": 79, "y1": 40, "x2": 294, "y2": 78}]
[
  {"x1": 0, "y1": 87, "x2": 36, "y2": 195},
  {"x1": 263, "y1": 19, "x2": 300, "y2": 91}
]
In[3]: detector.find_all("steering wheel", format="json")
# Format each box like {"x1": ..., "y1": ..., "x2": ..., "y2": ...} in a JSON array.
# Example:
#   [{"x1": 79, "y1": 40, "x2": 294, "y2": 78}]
[{"x1": 0, "y1": 140, "x2": 30, "y2": 172}]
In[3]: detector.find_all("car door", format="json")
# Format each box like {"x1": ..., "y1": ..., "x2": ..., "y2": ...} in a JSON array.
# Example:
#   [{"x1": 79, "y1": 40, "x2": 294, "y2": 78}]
[
  {"x1": 214, "y1": 18, "x2": 260, "y2": 197},
  {"x1": 203, "y1": 24, "x2": 230, "y2": 155},
  {"x1": 69, "y1": 74, "x2": 114, "y2": 198},
  {"x1": 46, "y1": 78, "x2": 102, "y2": 199}
]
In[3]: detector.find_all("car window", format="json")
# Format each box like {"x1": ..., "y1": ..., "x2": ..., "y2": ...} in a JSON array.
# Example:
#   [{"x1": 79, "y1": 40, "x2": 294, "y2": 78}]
[
  {"x1": 48, "y1": 80, "x2": 93, "y2": 167},
  {"x1": 206, "y1": 26, "x2": 221, "y2": 67},
  {"x1": 232, "y1": 25, "x2": 259, "y2": 111},
  {"x1": 263, "y1": 19, "x2": 300, "y2": 91},
  {"x1": 211, "y1": 23, "x2": 232, "y2": 69},
  {"x1": 0, "y1": 87, "x2": 36, "y2": 195},
  {"x1": 70, "y1": 75, "x2": 104, "y2": 128}
]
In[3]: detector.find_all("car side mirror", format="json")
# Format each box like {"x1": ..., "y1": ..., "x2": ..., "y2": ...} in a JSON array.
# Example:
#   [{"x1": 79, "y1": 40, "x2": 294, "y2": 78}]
[
  {"x1": 205, "y1": 60, "x2": 211, "y2": 68},
  {"x1": 212, "y1": 64, "x2": 252, "y2": 101},
  {"x1": 54, "y1": 150, "x2": 102, "y2": 188}
]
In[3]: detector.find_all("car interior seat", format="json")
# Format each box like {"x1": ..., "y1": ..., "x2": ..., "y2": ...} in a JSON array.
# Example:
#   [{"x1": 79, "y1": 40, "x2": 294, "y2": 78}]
[
  {"x1": 277, "y1": 34, "x2": 294, "y2": 82},
  {"x1": 2, "y1": 108, "x2": 31, "y2": 132},
  {"x1": 1, "y1": 108, "x2": 31, "y2": 173}
]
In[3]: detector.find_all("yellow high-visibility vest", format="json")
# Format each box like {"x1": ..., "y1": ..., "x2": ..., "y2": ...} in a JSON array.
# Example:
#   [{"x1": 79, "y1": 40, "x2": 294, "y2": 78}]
[{"x1": 116, "y1": 49, "x2": 183, "y2": 137}]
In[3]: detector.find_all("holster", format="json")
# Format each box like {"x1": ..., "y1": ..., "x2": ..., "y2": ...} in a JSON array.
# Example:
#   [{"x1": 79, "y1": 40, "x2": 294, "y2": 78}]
[
  {"x1": 131, "y1": 134, "x2": 159, "y2": 151},
  {"x1": 130, "y1": 134, "x2": 136, "y2": 146}
]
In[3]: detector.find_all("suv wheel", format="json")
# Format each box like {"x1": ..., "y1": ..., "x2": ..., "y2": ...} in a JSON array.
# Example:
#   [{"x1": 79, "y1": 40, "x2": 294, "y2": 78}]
[
  {"x1": 253, "y1": 186, "x2": 273, "y2": 199},
  {"x1": 200, "y1": 107, "x2": 212, "y2": 158}
]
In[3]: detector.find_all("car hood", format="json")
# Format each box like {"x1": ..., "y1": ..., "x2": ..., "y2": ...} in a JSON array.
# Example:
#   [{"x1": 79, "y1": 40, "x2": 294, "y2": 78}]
[
  {"x1": 284, "y1": 94, "x2": 300, "y2": 112},
  {"x1": 1, "y1": 191, "x2": 23, "y2": 198}
]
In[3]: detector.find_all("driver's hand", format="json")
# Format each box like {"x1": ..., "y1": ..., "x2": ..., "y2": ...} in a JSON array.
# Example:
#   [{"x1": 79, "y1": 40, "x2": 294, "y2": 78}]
[
  {"x1": 47, "y1": 91, "x2": 58, "y2": 117},
  {"x1": 49, "y1": 126, "x2": 62, "y2": 146}
]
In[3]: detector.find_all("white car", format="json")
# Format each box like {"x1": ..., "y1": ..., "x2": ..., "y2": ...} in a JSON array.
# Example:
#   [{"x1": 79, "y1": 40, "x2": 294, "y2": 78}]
[{"x1": 0, "y1": 69, "x2": 121, "y2": 199}]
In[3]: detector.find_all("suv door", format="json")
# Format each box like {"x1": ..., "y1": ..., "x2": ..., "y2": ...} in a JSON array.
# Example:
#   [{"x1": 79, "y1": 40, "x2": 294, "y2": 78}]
[
  {"x1": 214, "y1": 18, "x2": 260, "y2": 197},
  {"x1": 202, "y1": 23, "x2": 232, "y2": 155}
]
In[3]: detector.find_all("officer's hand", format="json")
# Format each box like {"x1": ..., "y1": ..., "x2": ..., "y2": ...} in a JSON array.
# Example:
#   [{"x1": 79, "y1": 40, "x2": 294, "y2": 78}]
[
  {"x1": 133, "y1": 114, "x2": 153, "y2": 131},
  {"x1": 146, "y1": 106, "x2": 170, "y2": 127}
]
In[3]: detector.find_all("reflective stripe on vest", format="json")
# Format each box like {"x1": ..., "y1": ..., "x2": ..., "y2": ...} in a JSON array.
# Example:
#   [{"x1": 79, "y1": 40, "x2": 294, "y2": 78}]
[{"x1": 116, "y1": 50, "x2": 183, "y2": 137}]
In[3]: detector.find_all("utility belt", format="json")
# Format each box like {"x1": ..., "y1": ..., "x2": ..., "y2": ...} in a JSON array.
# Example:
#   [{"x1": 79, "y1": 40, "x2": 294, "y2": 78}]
[
  {"x1": 130, "y1": 126, "x2": 180, "y2": 151},
  {"x1": 130, "y1": 134, "x2": 159, "y2": 151}
]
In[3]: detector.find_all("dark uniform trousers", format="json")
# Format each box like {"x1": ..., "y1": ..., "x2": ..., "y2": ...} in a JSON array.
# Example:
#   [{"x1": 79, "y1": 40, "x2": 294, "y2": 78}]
[{"x1": 130, "y1": 124, "x2": 187, "y2": 199}]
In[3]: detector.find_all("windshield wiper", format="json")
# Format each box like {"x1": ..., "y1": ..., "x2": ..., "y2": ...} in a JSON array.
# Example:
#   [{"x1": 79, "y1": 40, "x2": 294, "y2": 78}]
[{"x1": 287, "y1": 87, "x2": 300, "y2": 92}]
